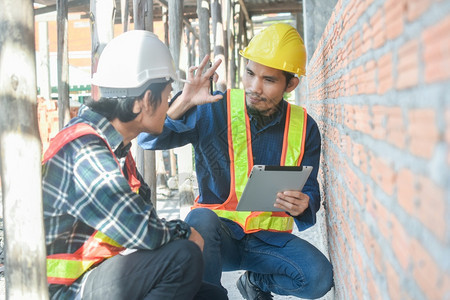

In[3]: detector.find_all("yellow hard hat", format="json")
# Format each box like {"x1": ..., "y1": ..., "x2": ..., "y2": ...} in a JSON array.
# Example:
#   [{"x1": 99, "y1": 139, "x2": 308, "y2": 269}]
[{"x1": 239, "y1": 23, "x2": 307, "y2": 77}]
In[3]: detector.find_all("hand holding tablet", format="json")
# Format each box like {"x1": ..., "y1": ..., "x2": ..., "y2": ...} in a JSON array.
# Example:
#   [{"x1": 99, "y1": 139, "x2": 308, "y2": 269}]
[{"x1": 236, "y1": 165, "x2": 313, "y2": 212}]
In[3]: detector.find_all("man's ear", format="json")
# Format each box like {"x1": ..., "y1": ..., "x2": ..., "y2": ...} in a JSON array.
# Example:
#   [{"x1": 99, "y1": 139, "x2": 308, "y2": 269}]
[
  {"x1": 137, "y1": 90, "x2": 153, "y2": 113},
  {"x1": 286, "y1": 77, "x2": 300, "y2": 93}
]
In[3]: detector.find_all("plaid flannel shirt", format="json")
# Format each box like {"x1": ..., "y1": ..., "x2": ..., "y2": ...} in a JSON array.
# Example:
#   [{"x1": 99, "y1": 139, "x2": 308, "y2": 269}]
[{"x1": 43, "y1": 105, "x2": 190, "y2": 299}]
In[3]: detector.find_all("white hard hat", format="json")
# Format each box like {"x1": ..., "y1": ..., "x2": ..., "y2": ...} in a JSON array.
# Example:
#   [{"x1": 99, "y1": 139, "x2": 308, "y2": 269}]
[{"x1": 92, "y1": 30, "x2": 185, "y2": 98}]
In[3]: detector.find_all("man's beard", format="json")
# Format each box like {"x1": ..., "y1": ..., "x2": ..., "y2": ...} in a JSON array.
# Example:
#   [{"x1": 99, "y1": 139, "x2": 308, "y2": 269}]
[{"x1": 245, "y1": 91, "x2": 281, "y2": 117}]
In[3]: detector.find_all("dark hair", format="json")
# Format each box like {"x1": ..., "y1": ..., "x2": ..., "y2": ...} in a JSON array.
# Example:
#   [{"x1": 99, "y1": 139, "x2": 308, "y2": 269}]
[
  {"x1": 282, "y1": 71, "x2": 295, "y2": 89},
  {"x1": 86, "y1": 80, "x2": 172, "y2": 122}
]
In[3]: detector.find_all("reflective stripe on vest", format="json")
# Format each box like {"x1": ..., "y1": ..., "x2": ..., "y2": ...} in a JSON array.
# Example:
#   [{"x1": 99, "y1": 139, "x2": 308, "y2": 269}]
[
  {"x1": 44, "y1": 123, "x2": 138, "y2": 285},
  {"x1": 195, "y1": 89, "x2": 307, "y2": 233}
]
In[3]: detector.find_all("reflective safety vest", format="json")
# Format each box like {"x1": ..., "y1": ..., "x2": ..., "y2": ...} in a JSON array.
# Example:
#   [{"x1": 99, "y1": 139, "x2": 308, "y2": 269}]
[
  {"x1": 43, "y1": 123, "x2": 140, "y2": 285},
  {"x1": 193, "y1": 89, "x2": 307, "y2": 233}
]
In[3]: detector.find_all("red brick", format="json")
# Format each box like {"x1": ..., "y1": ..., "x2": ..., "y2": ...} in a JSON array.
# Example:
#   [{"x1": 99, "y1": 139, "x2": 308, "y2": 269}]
[
  {"x1": 386, "y1": 106, "x2": 406, "y2": 149},
  {"x1": 369, "y1": 153, "x2": 396, "y2": 195},
  {"x1": 344, "y1": 104, "x2": 355, "y2": 130},
  {"x1": 354, "y1": 105, "x2": 371, "y2": 133},
  {"x1": 353, "y1": 31, "x2": 363, "y2": 60},
  {"x1": 377, "y1": 52, "x2": 394, "y2": 94},
  {"x1": 363, "y1": 60, "x2": 377, "y2": 94},
  {"x1": 386, "y1": 263, "x2": 410, "y2": 300},
  {"x1": 416, "y1": 175, "x2": 446, "y2": 240},
  {"x1": 366, "y1": 269, "x2": 383, "y2": 300},
  {"x1": 397, "y1": 168, "x2": 416, "y2": 215},
  {"x1": 352, "y1": 142, "x2": 368, "y2": 174},
  {"x1": 371, "y1": 105, "x2": 387, "y2": 140},
  {"x1": 371, "y1": 8, "x2": 386, "y2": 49},
  {"x1": 410, "y1": 239, "x2": 450, "y2": 300},
  {"x1": 407, "y1": 108, "x2": 439, "y2": 158},
  {"x1": 422, "y1": 16, "x2": 450, "y2": 83},
  {"x1": 384, "y1": 0, "x2": 406, "y2": 40},
  {"x1": 346, "y1": 162, "x2": 365, "y2": 201},
  {"x1": 446, "y1": 109, "x2": 450, "y2": 165},
  {"x1": 352, "y1": 250, "x2": 365, "y2": 300},
  {"x1": 362, "y1": 22, "x2": 373, "y2": 54},
  {"x1": 390, "y1": 217, "x2": 411, "y2": 270},
  {"x1": 406, "y1": 0, "x2": 431, "y2": 21},
  {"x1": 396, "y1": 39, "x2": 419, "y2": 89},
  {"x1": 373, "y1": 201, "x2": 391, "y2": 242},
  {"x1": 397, "y1": 169, "x2": 446, "y2": 239}
]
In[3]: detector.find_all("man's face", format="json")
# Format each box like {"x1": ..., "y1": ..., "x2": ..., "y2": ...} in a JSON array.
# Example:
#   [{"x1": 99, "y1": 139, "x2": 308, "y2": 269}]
[
  {"x1": 144, "y1": 83, "x2": 172, "y2": 135},
  {"x1": 242, "y1": 60, "x2": 288, "y2": 116}
]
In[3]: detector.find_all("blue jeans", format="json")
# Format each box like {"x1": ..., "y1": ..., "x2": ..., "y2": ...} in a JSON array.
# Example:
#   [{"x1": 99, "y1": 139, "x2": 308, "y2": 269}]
[{"x1": 185, "y1": 208, "x2": 333, "y2": 299}]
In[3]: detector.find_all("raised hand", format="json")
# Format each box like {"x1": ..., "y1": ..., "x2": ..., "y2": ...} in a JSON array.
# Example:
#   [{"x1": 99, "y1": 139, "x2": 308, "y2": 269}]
[{"x1": 167, "y1": 55, "x2": 223, "y2": 120}]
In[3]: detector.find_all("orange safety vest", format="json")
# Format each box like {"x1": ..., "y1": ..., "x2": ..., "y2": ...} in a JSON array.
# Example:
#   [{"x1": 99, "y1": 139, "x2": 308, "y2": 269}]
[
  {"x1": 43, "y1": 123, "x2": 140, "y2": 285},
  {"x1": 193, "y1": 89, "x2": 307, "y2": 233}
]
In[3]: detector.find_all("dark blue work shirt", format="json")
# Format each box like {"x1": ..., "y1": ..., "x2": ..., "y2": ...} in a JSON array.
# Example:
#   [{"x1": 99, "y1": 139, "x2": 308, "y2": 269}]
[{"x1": 138, "y1": 90, "x2": 322, "y2": 246}]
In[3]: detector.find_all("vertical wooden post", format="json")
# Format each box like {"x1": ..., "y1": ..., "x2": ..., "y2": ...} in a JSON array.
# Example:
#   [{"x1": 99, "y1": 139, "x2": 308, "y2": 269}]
[
  {"x1": 229, "y1": 2, "x2": 237, "y2": 88},
  {"x1": 211, "y1": 0, "x2": 227, "y2": 91},
  {"x1": 186, "y1": 28, "x2": 197, "y2": 67},
  {"x1": 133, "y1": 0, "x2": 153, "y2": 31},
  {"x1": 162, "y1": 6, "x2": 169, "y2": 44},
  {"x1": 222, "y1": 0, "x2": 231, "y2": 87},
  {"x1": 38, "y1": 21, "x2": 52, "y2": 101},
  {"x1": 57, "y1": 0, "x2": 70, "y2": 129},
  {"x1": 121, "y1": 0, "x2": 129, "y2": 32},
  {"x1": 237, "y1": 5, "x2": 246, "y2": 89},
  {"x1": 169, "y1": 0, "x2": 184, "y2": 93},
  {"x1": 90, "y1": 0, "x2": 116, "y2": 100},
  {"x1": 133, "y1": 0, "x2": 157, "y2": 208},
  {"x1": 0, "y1": 0, "x2": 48, "y2": 298},
  {"x1": 295, "y1": 11, "x2": 304, "y2": 105},
  {"x1": 196, "y1": 0, "x2": 211, "y2": 60}
]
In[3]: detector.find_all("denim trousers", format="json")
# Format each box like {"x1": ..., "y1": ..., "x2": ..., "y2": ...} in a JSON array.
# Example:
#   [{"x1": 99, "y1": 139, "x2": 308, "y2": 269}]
[{"x1": 185, "y1": 208, "x2": 333, "y2": 299}]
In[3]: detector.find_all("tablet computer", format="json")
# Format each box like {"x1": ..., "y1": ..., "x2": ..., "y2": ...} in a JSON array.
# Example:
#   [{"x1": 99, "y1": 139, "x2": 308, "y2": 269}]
[{"x1": 235, "y1": 165, "x2": 313, "y2": 212}]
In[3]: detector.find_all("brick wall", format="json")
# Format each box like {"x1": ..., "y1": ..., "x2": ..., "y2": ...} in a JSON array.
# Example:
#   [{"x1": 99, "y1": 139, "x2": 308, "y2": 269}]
[
  {"x1": 37, "y1": 98, "x2": 80, "y2": 152},
  {"x1": 300, "y1": 0, "x2": 450, "y2": 299}
]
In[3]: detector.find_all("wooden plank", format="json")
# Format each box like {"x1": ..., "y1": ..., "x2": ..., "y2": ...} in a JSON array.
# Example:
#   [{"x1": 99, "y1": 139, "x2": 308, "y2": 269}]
[
  {"x1": 169, "y1": 0, "x2": 184, "y2": 93},
  {"x1": 121, "y1": 0, "x2": 129, "y2": 32},
  {"x1": 229, "y1": 1, "x2": 236, "y2": 88},
  {"x1": 38, "y1": 21, "x2": 52, "y2": 101},
  {"x1": 57, "y1": 0, "x2": 70, "y2": 129},
  {"x1": 0, "y1": 0, "x2": 48, "y2": 298},
  {"x1": 196, "y1": 0, "x2": 211, "y2": 60},
  {"x1": 133, "y1": 0, "x2": 153, "y2": 31},
  {"x1": 211, "y1": 0, "x2": 227, "y2": 91},
  {"x1": 133, "y1": 0, "x2": 157, "y2": 208},
  {"x1": 237, "y1": 0, "x2": 253, "y2": 34},
  {"x1": 90, "y1": 0, "x2": 115, "y2": 102}
]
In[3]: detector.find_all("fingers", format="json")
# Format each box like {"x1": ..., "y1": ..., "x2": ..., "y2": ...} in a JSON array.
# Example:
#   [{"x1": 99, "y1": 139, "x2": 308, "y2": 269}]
[
  {"x1": 187, "y1": 66, "x2": 198, "y2": 80},
  {"x1": 195, "y1": 56, "x2": 222, "y2": 78},
  {"x1": 207, "y1": 94, "x2": 224, "y2": 103},
  {"x1": 274, "y1": 191, "x2": 309, "y2": 216}
]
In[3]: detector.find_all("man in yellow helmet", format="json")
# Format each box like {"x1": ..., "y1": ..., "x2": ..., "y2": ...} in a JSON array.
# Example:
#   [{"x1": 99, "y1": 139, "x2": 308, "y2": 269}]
[{"x1": 139, "y1": 23, "x2": 333, "y2": 299}]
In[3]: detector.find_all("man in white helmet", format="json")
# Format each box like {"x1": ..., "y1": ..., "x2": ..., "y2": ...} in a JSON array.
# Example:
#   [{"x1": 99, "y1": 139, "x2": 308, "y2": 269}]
[
  {"x1": 42, "y1": 30, "x2": 226, "y2": 299},
  {"x1": 138, "y1": 24, "x2": 333, "y2": 299}
]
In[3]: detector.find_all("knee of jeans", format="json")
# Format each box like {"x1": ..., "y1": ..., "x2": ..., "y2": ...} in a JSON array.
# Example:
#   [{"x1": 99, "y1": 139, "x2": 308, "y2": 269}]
[
  {"x1": 185, "y1": 208, "x2": 221, "y2": 234},
  {"x1": 173, "y1": 239, "x2": 204, "y2": 274},
  {"x1": 302, "y1": 259, "x2": 334, "y2": 298}
]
